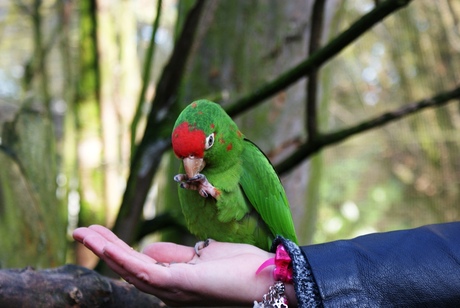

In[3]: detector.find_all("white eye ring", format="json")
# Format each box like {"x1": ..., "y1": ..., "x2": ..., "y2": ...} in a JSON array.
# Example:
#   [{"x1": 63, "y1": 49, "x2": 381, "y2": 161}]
[{"x1": 205, "y1": 133, "x2": 215, "y2": 150}]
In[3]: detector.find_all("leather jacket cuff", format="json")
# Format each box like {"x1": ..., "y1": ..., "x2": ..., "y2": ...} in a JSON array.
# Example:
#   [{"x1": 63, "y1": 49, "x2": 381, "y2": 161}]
[{"x1": 273, "y1": 236, "x2": 322, "y2": 308}]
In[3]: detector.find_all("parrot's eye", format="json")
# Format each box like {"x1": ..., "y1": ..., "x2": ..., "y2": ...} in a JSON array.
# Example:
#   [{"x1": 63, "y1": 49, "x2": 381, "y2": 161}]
[{"x1": 205, "y1": 133, "x2": 215, "y2": 150}]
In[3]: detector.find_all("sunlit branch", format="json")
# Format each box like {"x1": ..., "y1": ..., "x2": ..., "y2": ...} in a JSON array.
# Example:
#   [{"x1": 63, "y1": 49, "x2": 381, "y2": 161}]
[
  {"x1": 225, "y1": 0, "x2": 413, "y2": 118},
  {"x1": 130, "y1": 0, "x2": 163, "y2": 159},
  {"x1": 275, "y1": 85, "x2": 460, "y2": 175}
]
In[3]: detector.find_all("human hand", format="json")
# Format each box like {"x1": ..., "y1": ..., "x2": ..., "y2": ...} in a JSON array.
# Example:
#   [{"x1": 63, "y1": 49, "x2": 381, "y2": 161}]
[{"x1": 73, "y1": 225, "x2": 297, "y2": 306}]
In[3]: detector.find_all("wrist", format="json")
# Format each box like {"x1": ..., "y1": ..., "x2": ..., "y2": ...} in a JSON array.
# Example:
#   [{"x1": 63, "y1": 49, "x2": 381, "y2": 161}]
[
  {"x1": 272, "y1": 236, "x2": 322, "y2": 308},
  {"x1": 285, "y1": 282, "x2": 298, "y2": 307},
  {"x1": 255, "y1": 244, "x2": 297, "y2": 307},
  {"x1": 254, "y1": 263, "x2": 298, "y2": 308}
]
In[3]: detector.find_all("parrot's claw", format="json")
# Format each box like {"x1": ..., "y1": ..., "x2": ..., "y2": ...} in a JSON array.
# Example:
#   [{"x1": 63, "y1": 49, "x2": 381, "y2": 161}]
[
  {"x1": 194, "y1": 238, "x2": 215, "y2": 257},
  {"x1": 174, "y1": 173, "x2": 220, "y2": 199},
  {"x1": 174, "y1": 174, "x2": 187, "y2": 183},
  {"x1": 187, "y1": 173, "x2": 205, "y2": 182},
  {"x1": 199, "y1": 189, "x2": 209, "y2": 198}
]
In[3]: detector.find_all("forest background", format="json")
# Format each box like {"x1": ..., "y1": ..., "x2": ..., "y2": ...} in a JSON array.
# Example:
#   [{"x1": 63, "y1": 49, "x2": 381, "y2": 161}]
[{"x1": 0, "y1": 0, "x2": 459, "y2": 274}]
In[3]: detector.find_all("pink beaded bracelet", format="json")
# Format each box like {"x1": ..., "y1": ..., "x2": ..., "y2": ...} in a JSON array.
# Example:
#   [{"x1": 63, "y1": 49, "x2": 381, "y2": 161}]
[{"x1": 256, "y1": 244, "x2": 293, "y2": 283}]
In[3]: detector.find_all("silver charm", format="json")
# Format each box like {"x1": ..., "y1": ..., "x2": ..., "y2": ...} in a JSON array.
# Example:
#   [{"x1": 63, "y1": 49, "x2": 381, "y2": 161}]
[{"x1": 253, "y1": 281, "x2": 288, "y2": 308}]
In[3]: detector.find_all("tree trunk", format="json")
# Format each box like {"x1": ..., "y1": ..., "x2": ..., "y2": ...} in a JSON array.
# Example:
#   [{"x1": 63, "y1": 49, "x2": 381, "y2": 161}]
[{"x1": 0, "y1": 106, "x2": 66, "y2": 268}]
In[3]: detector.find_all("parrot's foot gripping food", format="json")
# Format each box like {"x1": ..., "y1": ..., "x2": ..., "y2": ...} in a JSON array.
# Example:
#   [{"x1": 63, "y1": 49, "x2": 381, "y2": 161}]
[{"x1": 174, "y1": 173, "x2": 219, "y2": 199}]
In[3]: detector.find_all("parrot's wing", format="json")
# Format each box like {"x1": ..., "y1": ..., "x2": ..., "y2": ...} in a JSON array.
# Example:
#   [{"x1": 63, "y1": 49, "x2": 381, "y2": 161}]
[{"x1": 239, "y1": 139, "x2": 298, "y2": 244}]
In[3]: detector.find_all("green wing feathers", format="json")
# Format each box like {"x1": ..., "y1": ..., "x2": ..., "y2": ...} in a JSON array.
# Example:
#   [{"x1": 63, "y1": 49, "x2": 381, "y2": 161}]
[{"x1": 239, "y1": 139, "x2": 298, "y2": 244}]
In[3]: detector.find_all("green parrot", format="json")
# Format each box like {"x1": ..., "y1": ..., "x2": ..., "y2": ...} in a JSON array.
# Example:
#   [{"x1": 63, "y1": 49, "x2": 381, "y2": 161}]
[{"x1": 171, "y1": 99, "x2": 298, "y2": 252}]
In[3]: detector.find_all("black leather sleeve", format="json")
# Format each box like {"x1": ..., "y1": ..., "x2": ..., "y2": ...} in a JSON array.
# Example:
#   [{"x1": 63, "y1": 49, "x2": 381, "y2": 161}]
[{"x1": 289, "y1": 222, "x2": 460, "y2": 307}]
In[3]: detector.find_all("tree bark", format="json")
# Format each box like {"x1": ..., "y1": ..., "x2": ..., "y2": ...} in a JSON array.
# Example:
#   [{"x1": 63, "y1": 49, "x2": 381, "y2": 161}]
[
  {"x1": 0, "y1": 105, "x2": 66, "y2": 268},
  {"x1": 0, "y1": 265, "x2": 163, "y2": 307}
]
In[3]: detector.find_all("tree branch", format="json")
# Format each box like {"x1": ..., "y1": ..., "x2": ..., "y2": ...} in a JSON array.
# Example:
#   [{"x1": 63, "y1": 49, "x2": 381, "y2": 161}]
[
  {"x1": 275, "y1": 85, "x2": 460, "y2": 175},
  {"x1": 130, "y1": 0, "x2": 163, "y2": 157},
  {"x1": 225, "y1": 0, "x2": 412, "y2": 118},
  {"x1": 0, "y1": 265, "x2": 163, "y2": 307},
  {"x1": 306, "y1": 0, "x2": 326, "y2": 141}
]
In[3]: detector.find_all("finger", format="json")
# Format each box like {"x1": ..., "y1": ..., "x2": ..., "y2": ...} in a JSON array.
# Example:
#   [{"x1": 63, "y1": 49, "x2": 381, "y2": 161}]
[
  {"x1": 76, "y1": 225, "x2": 158, "y2": 265},
  {"x1": 73, "y1": 227, "x2": 158, "y2": 283},
  {"x1": 87, "y1": 225, "x2": 120, "y2": 241},
  {"x1": 73, "y1": 227, "x2": 110, "y2": 257},
  {"x1": 87, "y1": 225, "x2": 134, "y2": 252},
  {"x1": 103, "y1": 242, "x2": 175, "y2": 291},
  {"x1": 142, "y1": 242, "x2": 196, "y2": 263},
  {"x1": 72, "y1": 227, "x2": 92, "y2": 243},
  {"x1": 73, "y1": 225, "x2": 121, "y2": 248},
  {"x1": 96, "y1": 243, "x2": 133, "y2": 277}
]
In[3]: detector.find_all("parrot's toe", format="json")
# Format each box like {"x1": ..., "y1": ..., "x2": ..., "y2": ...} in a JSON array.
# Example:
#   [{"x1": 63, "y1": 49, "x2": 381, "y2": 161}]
[
  {"x1": 188, "y1": 173, "x2": 205, "y2": 182},
  {"x1": 199, "y1": 189, "x2": 209, "y2": 198},
  {"x1": 174, "y1": 174, "x2": 187, "y2": 182},
  {"x1": 194, "y1": 238, "x2": 215, "y2": 257}
]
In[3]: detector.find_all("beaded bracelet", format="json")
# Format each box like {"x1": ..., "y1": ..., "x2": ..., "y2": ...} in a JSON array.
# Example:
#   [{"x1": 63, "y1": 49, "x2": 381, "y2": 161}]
[
  {"x1": 256, "y1": 244, "x2": 293, "y2": 282},
  {"x1": 254, "y1": 244, "x2": 293, "y2": 307}
]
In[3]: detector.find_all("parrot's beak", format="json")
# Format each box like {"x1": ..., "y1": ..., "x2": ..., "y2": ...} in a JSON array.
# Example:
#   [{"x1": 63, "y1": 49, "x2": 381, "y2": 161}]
[{"x1": 183, "y1": 156, "x2": 206, "y2": 179}]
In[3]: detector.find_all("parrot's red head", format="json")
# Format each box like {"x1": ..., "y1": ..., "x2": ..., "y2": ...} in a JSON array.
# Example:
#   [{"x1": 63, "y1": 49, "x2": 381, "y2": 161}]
[
  {"x1": 171, "y1": 100, "x2": 243, "y2": 179},
  {"x1": 171, "y1": 122, "x2": 207, "y2": 159}
]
